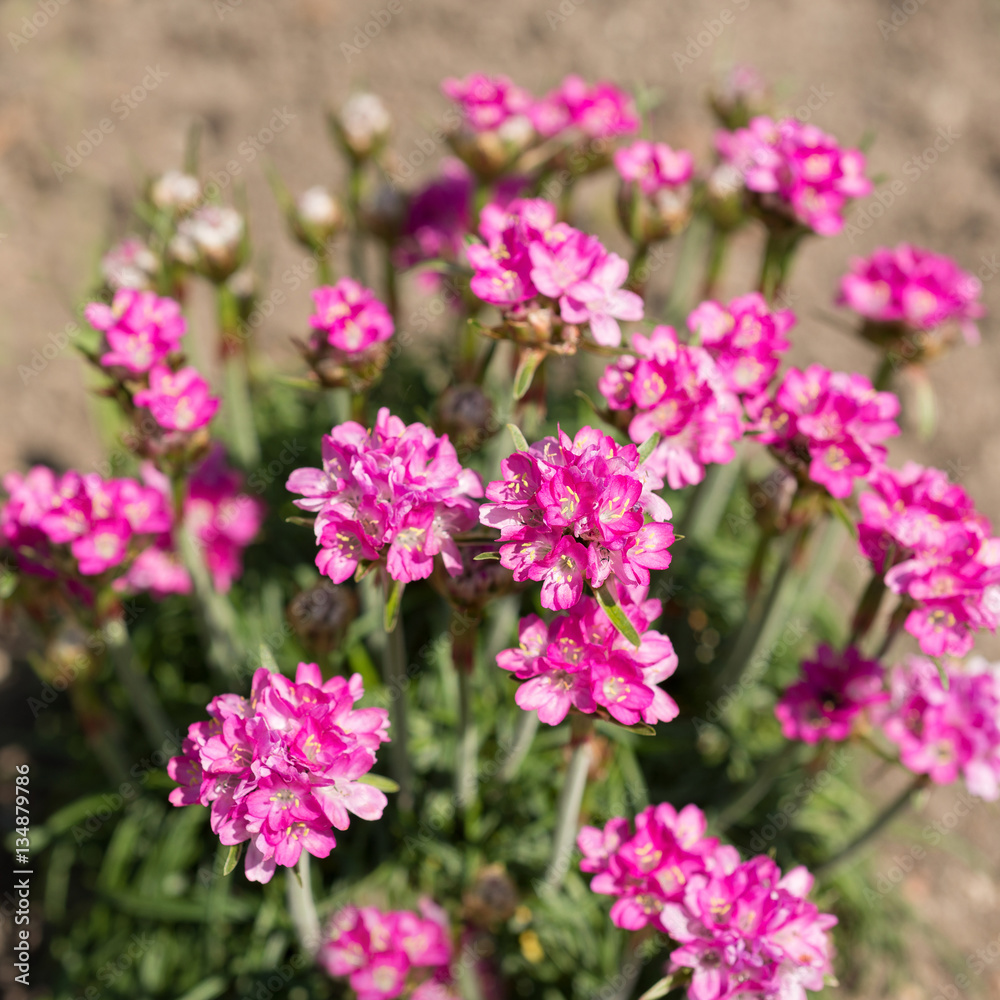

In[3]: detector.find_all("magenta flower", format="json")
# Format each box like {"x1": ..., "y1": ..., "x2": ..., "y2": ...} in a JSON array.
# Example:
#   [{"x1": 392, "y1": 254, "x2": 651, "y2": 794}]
[
  {"x1": 716, "y1": 115, "x2": 872, "y2": 235},
  {"x1": 320, "y1": 901, "x2": 454, "y2": 1000},
  {"x1": 394, "y1": 159, "x2": 474, "y2": 268},
  {"x1": 838, "y1": 243, "x2": 984, "y2": 345},
  {"x1": 775, "y1": 645, "x2": 887, "y2": 744},
  {"x1": 598, "y1": 326, "x2": 743, "y2": 490},
  {"x1": 497, "y1": 585, "x2": 678, "y2": 727},
  {"x1": 85, "y1": 289, "x2": 186, "y2": 374},
  {"x1": 580, "y1": 801, "x2": 837, "y2": 999},
  {"x1": 466, "y1": 198, "x2": 644, "y2": 347},
  {"x1": 310, "y1": 278, "x2": 395, "y2": 354},
  {"x1": 441, "y1": 73, "x2": 532, "y2": 132},
  {"x1": 857, "y1": 462, "x2": 1000, "y2": 657},
  {"x1": 530, "y1": 75, "x2": 639, "y2": 139},
  {"x1": 876, "y1": 655, "x2": 1000, "y2": 799},
  {"x1": 480, "y1": 426, "x2": 673, "y2": 610},
  {"x1": 687, "y1": 292, "x2": 794, "y2": 401},
  {"x1": 752, "y1": 365, "x2": 900, "y2": 498},
  {"x1": 287, "y1": 408, "x2": 483, "y2": 586},
  {"x1": 168, "y1": 662, "x2": 390, "y2": 883},
  {"x1": 133, "y1": 364, "x2": 220, "y2": 432},
  {"x1": 100, "y1": 237, "x2": 159, "y2": 292},
  {"x1": 614, "y1": 141, "x2": 694, "y2": 195}
]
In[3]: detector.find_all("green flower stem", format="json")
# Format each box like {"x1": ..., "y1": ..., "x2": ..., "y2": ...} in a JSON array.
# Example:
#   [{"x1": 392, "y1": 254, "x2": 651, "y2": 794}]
[
  {"x1": 872, "y1": 352, "x2": 897, "y2": 392},
  {"x1": 287, "y1": 854, "x2": 322, "y2": 957},
  {"x1": 849, "y1": 571, "x2": 889, "y2": 647},
  {"x1": 665, "y1": 213, "x2": 711, "y2": 322},
  {"x1": 104, "y1": 617, "x2": 173, "y2": 751},
  {"x1": 347, "y1": 160, "x2": 366, "y2": 283},
  {"x1": 701, "y1": 224, "x2": 730, "y2": 300},
  {"x1": 384, "y1": 605, "x2": 415, "y2": 814},
  {"x1": 815, "y1": 774, "x2": 929, "y2": 877},
  {"x1": 222, "y1": 352, "x2": 261, "y2": 469},
  {"x1": 757, "y1": 227, "x2": 804, "y2": 304},
  {"x1": 627, "y1": 242, "x2": 651, "y2": 297},
  {"x1": 455, "y1": 663, "x2": 478, "y2": 817},
  {"x1": 497, "y1": 711, "x2": 540, "y2": 784},
  {"x1": 543, "y1": 715, "x2": 593, "y2": 889}
]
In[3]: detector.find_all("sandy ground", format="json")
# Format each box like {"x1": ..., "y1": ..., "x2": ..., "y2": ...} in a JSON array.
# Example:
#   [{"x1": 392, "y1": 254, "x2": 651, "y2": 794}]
[{"x1": 2, "y1": 0, "x2": 1000, "y2": 996}]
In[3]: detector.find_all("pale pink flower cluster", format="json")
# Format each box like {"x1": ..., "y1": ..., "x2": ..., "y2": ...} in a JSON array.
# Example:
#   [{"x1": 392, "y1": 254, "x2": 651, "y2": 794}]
[
  {"x1": 579, "y1": 802, "x2": 837, "y2": 1000},
  {"x1": 443, "y1": 73, "x2": 638, "y2": 140},
  {"x1": 480, "y1": 426, "x2": 674, "y2": 611},
  {"x1": 858, "y1": 463, "x2": 1000, "y2": 657},
  {"x1": 287, "y1": 408, "x2": 483, "y2": 585},
  {"x1": 751, "y1": 365, "x2": 900, "y2": 498},
  {"x1": 1, "y1": 466, "x2": 170, "y2": 582},
  {"x1": 466, "y1": 198, "x2": 643, "y2": 346},
  {"x1": 775, "y1": 644, "x2": 886, "y2": 744},
  {"x1": 687, "y1": 292, "x2": 794, "y2": 401},
  {"x1": 838, "y1": 243, "x2": 984, "y2": 344},
  {"x1": 877, "y1": 655, "x2": 1000, "y2": 800},
  {"x1": 716, "y1": 116, "x2": 872, "y2": 235},
  {"x1": 598, "y1": 325, "x2": 743, "y2": 490},
  {"x1": 613, "y1": 141, "x2": 694, "y2": 195},
  {"x1": 320, "y1": 902, "x2": 455, "y2": 1000},
  {"x1": 310, "y1": 278, "x2": 395, "y2": 354},
  {"x1": 168, "y1": 662, "x2": 390, "y2": 883},
  {"x1": 85, "y1": 289, "x2": 219, "y2": 433},
  {"x1": 496, "y1": 585, "x2": 678, "y2": 726}
]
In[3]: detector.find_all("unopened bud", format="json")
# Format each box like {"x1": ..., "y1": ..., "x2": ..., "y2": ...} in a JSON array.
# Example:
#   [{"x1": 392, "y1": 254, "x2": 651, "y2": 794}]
[
  {"x1": 294, "y1": 186, "x2": 346, "y2": 247},
  {"x1": 101, "y1": 237, "x2": 159, "y2": 291},
  {"x1": 287, "y1": 582, "x2": 359, "y2": 655},
  {"x1": 172, "y1": 205, "x2": 245, "y2": 282},
  {"x1": 150, "y1": 170, "x2": 202, "y2": 213},
  {"x1": 334, "y1": 92, "x2": 392, "y2": 160}
]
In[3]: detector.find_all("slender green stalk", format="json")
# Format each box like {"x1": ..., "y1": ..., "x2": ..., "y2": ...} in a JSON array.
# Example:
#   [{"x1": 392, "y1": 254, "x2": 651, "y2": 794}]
[
  {"x1": 347, "y1": 161, "x2": 366, "y2": 283},
  {"x1": 815, "y1": 774, "x2": 929, "y2": 877},
  {"x1": 627, "y1": 242, "x2": 651, "y2": 296},
  {"x1": 849, "y1": 572, "x2": 888, "y2": 647},
  {"x1": 665, "y1": 214, "x2": 711, "y2": 322},
  {"x1": 104, "y1": 617, "x2": 173, "y2": 750},
  {"x1": 872, "y1": 352, "x2": 897, "y2": 392},
  {"x1": 384, "y1": 608, "x2": 415, "y2": 813},
  {"x1": 497, "y1": 711, "x2": 540, "y2": 784},
  {"x1": 455, "y1": 666, "x2": 478, "y2": 815},
  {"x1": 287, "y1": 854, "x2": 322, "y2": 956},
  {"x1": 701, "y1": 225, "x2": 730, "y2": 300},
  {"x1": 543, "y1": 717, "x2": 593, "y2": 889},
  {"x1": 222, "y1": 353, "x2": 261, "y2": 469}
]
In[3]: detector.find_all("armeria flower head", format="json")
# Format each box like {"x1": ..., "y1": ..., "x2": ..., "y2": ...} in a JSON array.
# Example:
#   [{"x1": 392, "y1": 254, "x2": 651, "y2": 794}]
[
  {"x1": 775, "y1": 644, "x2": 887, "y2": 744},
  {"x1": 320, "y1": 901, "x2": 454, "y2": 1000},
  {"x1": 101, "y1": 237, "x2": 159, "y2": 292},
  {"x1": 687, "y1": 292, "x2": 794, "y2": 400},
  {"x1": 466, "y1": 198, "x2": 643, "y2": 347},
  {"x1": 168, "y1": 662, "x2": 390, "y2": 883},
  {"x1": 2, "y1": 466, "x2": 172, "y2": 586},
  {"x1": 310, "y1": 278, "x2": 395, "y2": 354},
  {"x1": 857, "y1": 462, "x2": 1000, "y2": 657},
  {"x1": 614, "y1": 141, "x2": 694, "y2": 195},
  {"x1": 716, "y1": 115, "x2": 872, "y2": 235},
  {"x1": 496, "y1": 584, "x2": 678, "y2": 726},
  {"x1": 598, "y1": 326, "x2": 743, "y2": 490},
  {"x1": 839, "y1": 243, "x2": 984, "y2": 346},
  {"x1": 752, "y1": 364, "x2": 900, "y2": 498},
  {"x1": 479, "y1": 426, "x2": 673, "y2": 610},
  {"x1": 876, "y1": 655, "x2": 1000, "y2": 799},
  {"x1": 614, "y1": 141, "x2": 696, "y2": 242},
  {"x1": 132, "y1": 364, "x2": 220, "y2": 432},
  {"x1": 660, "y1": 854, "x2": 838, "y2": 1000},
  {"x1": 530, "y1": 75, "x2": 639, "y2": 139},
  {"x1": 85, "y1": 289, "x2": 186, "y2": 374},
  {"x1": 394, "y1": 159, "x2": 474, "y2": 268},
  {"x1": 287, "y1": 408, "x2": 483, "y2": 585},
  {"x1": 441, "y1": 73, "x2": 533, "y2": 132}
]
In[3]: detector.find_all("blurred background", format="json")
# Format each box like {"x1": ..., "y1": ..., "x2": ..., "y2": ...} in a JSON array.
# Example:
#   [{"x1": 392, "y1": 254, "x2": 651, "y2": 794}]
[{"x1": 2, "y1": 1, "x2": 1000, "y2": 997}]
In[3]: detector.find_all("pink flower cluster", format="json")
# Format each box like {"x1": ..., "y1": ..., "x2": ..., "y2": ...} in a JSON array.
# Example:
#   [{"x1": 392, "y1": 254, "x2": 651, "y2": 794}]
[
  {"x1": 879, "y1": 655, "x2": 1000, "y2": 800},
  {"x1": 480, "y1": 426, "x2": 673, "y2": 611},
  {"x1": 85, "y1": 289, "x2": 185, "y2": 374},
  {"x1": 598, "y1": 325, "x2": 743, "y2": 490},
  {"x1": 168, "y1": 662, "x2": 390, "y2": 883},
  {"x1": 2, "y1": 451, "x2": 263, "y2": 598},
  {"x1": 716, "y1": 116, "x2": 872, "y2": 235},
  {"x1": 496, "y1": 585, "x2": 678, "y2": 727},
  {"x1": 858, "y1": 462, "x2": 1000, "y2": 657},
  {"x1": 1, "y1": 466, "x2": 171, "y2": 581},
  {"x1": 85, "y1": 289, "x2": 219, "y2": 433},
  {"x1": 467, "y1": 198, "x2": 643, "y2": 346},
  {"x1": 579, "y1": 802, "x2": 837, "y2": 1000},
  {"x1": 775, "y1": 644, "x2": 886, "y2": 744},
  {"x1": 687, "y1": 292, "x2": 794, "y2": 401},
  {"x1": 838, "y1": 243, "x2": 984, "y2": 344},
  {"x1": 320, "y1": 902, "x2": 454, "y2": 1000},
  {"x1": 310, "y1": 278, "x2": 395, "y2": 354},
  {"x1": 287, "y1": 408, "x2": 483, "y2": 585},
  {"x1": 443, "y1": 73, "x2": 638, "y2": 140},
  {"x1": 613, "y1": 141, "x2": 694, "y2": 195},
  {"x1": 752, "y1": 365, "x2": 900, "y2": 498}
]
